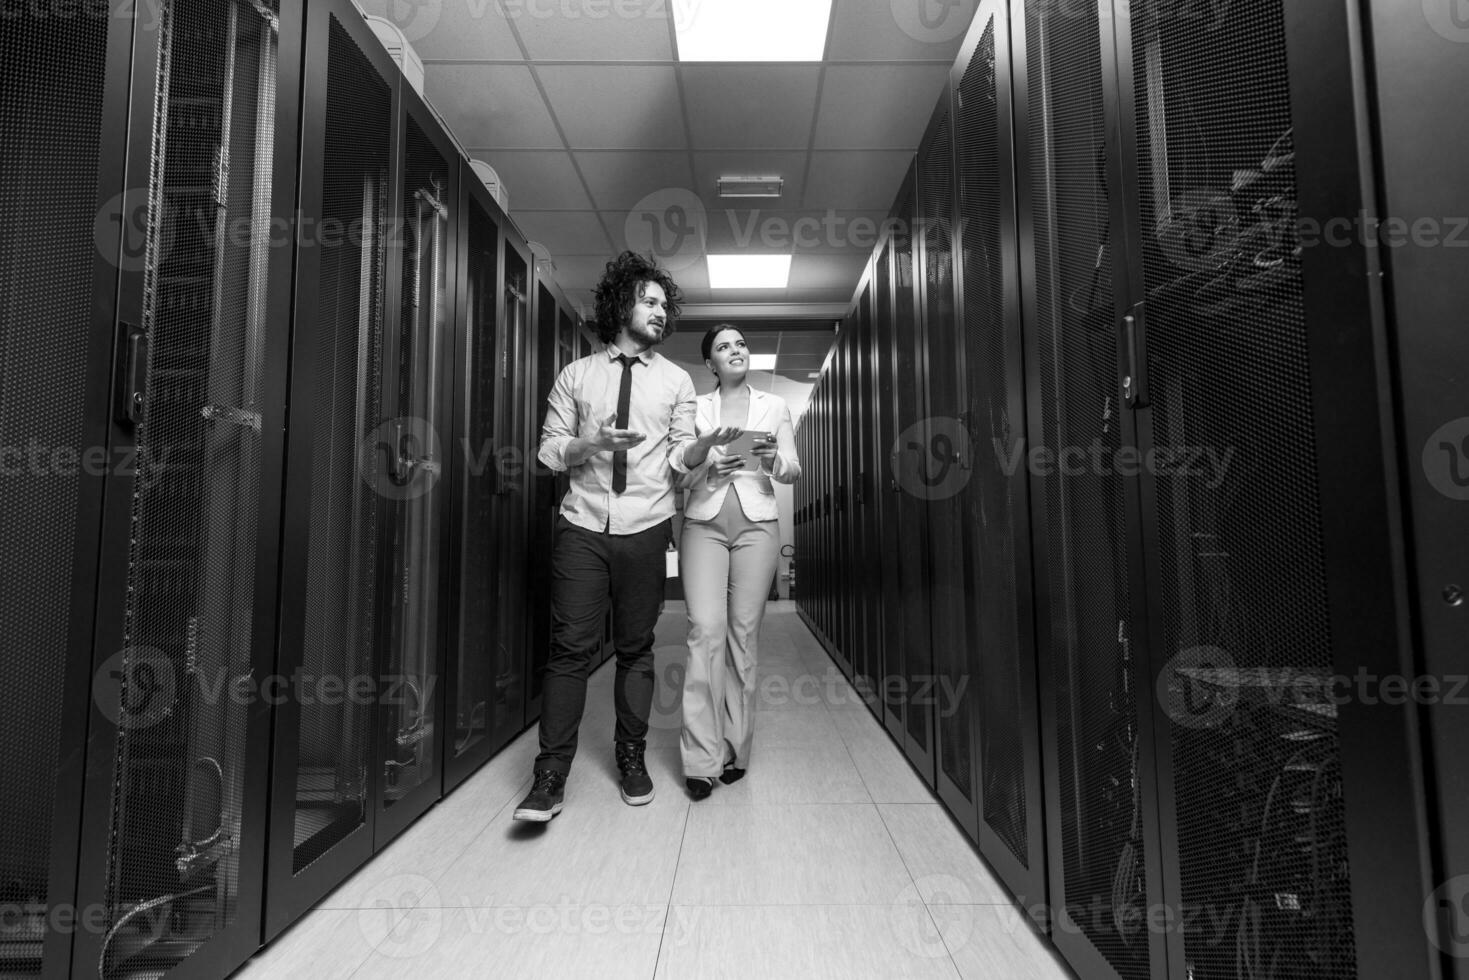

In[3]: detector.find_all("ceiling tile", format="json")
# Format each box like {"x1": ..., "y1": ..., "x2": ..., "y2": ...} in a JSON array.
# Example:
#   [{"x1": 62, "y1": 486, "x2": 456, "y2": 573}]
[
  {"x1": 352, "y1": 0, "x2": 525, "y2": 61},
  {"x1": 827, "y1": 0, "x2": 976, "y2": 62},
  {"x1": 536, "y1": 66, "x2": 686, "y2": 148},
  {"x1": 691, "y1": 151, "x2": 809, "y2": 212},
  {"x1": 424, "y1": 65, "x2": 562, "y2": 148},
  {"x1": 803, "y1": 150, "x2": 914, "y2": 210},
  {"x1": 509, "y1": 211, "x2": 613, "y2": 257},
  {"x1": 510, "y1": 2, "x2": 676, "y2": 61},
  {"x1": 541, "y1": 253, "x2": 616, "y2": 294},
  {"x1": 465, "y1": 151, "x2": 592, "y2": 210},
  {"x1": 575, "y1": 151, "x2": 695, "y2": 210},
  {"x1": 814, "y1": 64, "x2": 951, "y2": 148},
  {"x1": 681, "y1": 66, "x2": 822, "y2": 149}
]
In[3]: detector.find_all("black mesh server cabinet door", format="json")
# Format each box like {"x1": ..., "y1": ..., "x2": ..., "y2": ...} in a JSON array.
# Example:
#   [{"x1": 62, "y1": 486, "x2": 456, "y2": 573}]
[
  {"x1": 498, "y1": 241, "x2": 535, "y2": 728},
  {"x1": 915, "y1": 93, "x2": 980, "y2": 839},
  {"x1": 70, "y1": 1, "x2": 301, "y2": 977},
  {"x1": 834, "y1": 325, "x2": 853, "y2": 677},
  {"x1": 1, "y1": 5, "x2": 136, "y2": 978},
  {"x1": 889, "y1": 168, "x2": 937, "y2": 785},
  {"x1": 266, "y1": 0, "x2": 398, "y2": 937},
  {"x1": 524, "y1": 280, "x2": 559, "y2": 722},
  {"x1": 872, "y1": 239, "x2": 906, "y2": 739},
  {"x1": 1110, "y1": 0, "x2": 1439, "y2": 977},
  {"x1": 952, "y1": 0, "x2": 1047, "y2": 905},
  {"x1": 373, "y1": 85, "x2": 458, "y2": 850},
  {"x1": 855, "y1": 278, "x2": 884, "y2": 706},
  {"x1": 1014, "y1": 0, "x2": 1168, "y2": 977},
  {"x1": 445, "y1": 169, "x2": 519, "y2": 792}
]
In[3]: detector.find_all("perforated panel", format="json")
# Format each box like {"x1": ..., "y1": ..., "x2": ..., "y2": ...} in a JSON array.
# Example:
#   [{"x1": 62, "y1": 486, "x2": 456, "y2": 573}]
[
  {"x1": 292, "y1": 13, "x2": 390, "y2": 874},
  {"x1": 95, "y1": 1, "x2": 280, "y2": 974},
  {"x1": 958, "y1": 14, "x2": 1028, "y2": 864},
  {"x1": 890, "y1": 185, "x2": 932, "y2": 759},
  {"x1": 1026, "y1": 3, "x2": 1147, "y2": 976},
  {"x1": 499, "y1": 250, "x2": 531, "y2": 709},
  {"x1": 1130, "y1": 4, "x2": 1356, "y2": 976},
  {"x1": 0, "y1": 10, "x2": 110, "y2": 976},
  {"x1": 454, "y1": 198, "x2": 503, "y2": 758},
  {"x1": 917, "y1": 108, "x2": 972, "y2": 797}
]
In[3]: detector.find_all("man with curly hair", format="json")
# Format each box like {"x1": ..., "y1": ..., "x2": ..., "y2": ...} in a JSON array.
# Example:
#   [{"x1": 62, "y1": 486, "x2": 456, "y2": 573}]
[{"x1": 514, "y1": 251, "x2": 740, "y2": 821}]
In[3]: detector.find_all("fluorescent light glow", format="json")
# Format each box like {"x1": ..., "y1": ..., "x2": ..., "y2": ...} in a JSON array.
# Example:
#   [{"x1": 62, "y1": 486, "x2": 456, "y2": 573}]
[
  {"x1": 707, "y1": 254, "x2": 792, "y2": 289},
  {"x1": 748, "y1": 354, "x2": 778, "y2": 371},
  {"x1": 807, "y1": 372, "x2": 820, "y2": 379},
  {"x1": 674, "y1": 0, "x2": 833, "y2": 62}
]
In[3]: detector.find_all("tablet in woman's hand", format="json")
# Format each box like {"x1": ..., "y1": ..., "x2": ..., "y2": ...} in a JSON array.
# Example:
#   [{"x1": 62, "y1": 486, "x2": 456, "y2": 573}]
[{"x1": 723, "y1": 430, "x2": 773, "y2": 471}]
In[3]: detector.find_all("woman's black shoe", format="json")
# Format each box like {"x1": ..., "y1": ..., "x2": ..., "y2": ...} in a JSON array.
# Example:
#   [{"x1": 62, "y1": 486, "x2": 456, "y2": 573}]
[
  {"x1": 719, "y1": 746, "x2": 746, "y2": 785},
  {"x1": 685, "y1": 776, "x2": 714, "y2": 800}
]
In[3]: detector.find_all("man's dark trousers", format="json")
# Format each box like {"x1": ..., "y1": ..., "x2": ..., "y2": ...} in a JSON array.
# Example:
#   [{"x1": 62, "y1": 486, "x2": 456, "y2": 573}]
[{"x1": 535, "y1": 514, "x2": 671, "y2": 774}]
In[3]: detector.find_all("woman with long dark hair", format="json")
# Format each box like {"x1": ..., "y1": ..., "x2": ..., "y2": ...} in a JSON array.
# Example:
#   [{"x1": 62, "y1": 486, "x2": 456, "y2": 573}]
[{"x1": 670, "y1": 324, "x2": 801, "y2": 799}]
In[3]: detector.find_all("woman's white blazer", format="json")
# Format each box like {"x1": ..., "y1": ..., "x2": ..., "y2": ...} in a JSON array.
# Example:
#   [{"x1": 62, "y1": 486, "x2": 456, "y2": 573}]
[{"x1": 680, "y1": 387, "x2": 801, "y2": 523}]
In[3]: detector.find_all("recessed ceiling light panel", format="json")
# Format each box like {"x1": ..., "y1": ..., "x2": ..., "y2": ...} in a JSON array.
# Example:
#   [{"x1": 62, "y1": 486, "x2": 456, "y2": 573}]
[
  {"x1": 674, "y1": 0, "x2": 833, "y2": 62},
  {"x1": 707, "y1": 254, "x2": 792, "y2": 289},
  {"x1": 748, "y1": 354, "x2": 778, "y2": 371}
]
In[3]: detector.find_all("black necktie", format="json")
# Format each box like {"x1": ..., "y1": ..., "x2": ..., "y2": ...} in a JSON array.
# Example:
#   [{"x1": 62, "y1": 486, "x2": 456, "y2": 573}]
[{"x1": 612, "y1": 354, "x2": 637, "y2": 494}]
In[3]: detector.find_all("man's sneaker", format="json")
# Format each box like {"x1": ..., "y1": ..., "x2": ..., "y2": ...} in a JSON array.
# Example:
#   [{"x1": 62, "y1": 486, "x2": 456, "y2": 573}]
[
  {"x1": 616, "y1": 740, "x2": 655, "y2": 805},
  {"x1": 513, "y1": 770, "x2": 566, "y2": 822}
]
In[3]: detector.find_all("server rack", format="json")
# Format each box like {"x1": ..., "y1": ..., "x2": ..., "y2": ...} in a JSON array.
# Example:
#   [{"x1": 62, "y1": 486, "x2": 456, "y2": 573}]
[
  {"x1": 371, "y1": 77, "x2": 459, "y2": 850},
  {"x1": 0, "y1": 6, "x2": 136, "y2": 976},
  {"x1": 952, "y1": 0, "x2": 1047, "y2": 907},
  {"x1": 70, "y1": 1, "x2": 302, "y2": 977},
  {"x1": 833, "y1": 317, "x2": 853, "y2": 678},
  {"x1": 1376, "y1": 8, "x2": 1469, "y2": 973},
  {"x1": 915, "y1": 86, "x2": 977, "y2": 834},
  {"x1": 1, "y1": 0, "x2": 302, "y2": 976},
  {"x1": 444, "y1": 158, "x2": 520, "y2": 791},
  {"x1": 871, "y1": 238, "x2": 906, "y2": 739},
  {"x1": 795, "y1": 2, "x2": 1452, "y2": 979},
  {"x1": 265, "y1": 0, "x2": 401, "y2": 935}
]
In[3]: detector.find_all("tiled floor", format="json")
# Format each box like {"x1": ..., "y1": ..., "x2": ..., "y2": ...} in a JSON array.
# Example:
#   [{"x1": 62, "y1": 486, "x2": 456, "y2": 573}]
[{"x1": 234, "y1": 602, "x2": 1074, "y2": 979}]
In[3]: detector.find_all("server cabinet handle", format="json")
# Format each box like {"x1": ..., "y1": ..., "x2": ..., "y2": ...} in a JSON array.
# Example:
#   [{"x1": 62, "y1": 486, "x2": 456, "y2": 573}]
[
  {"x1": 1122, "y1": 303, "x2": 1150, "y2": 408},
  {"x1": 115, "y1": 321, "x2": 149, "y2": 425}
]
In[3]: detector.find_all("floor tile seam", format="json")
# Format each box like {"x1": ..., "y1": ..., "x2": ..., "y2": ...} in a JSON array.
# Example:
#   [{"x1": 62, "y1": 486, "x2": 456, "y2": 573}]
[
  {"x1": 425, "y1": 778, "x2": 533, "y2": 889},
  {"x1": 652, "y1": 803, "x2": 694, "y2": 978}
]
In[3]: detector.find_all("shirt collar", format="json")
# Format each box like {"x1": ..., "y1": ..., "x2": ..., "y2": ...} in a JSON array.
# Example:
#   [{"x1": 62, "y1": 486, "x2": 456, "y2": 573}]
[{"x1": 605, "y1": 344, "x2": 654, "y2": 365}]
